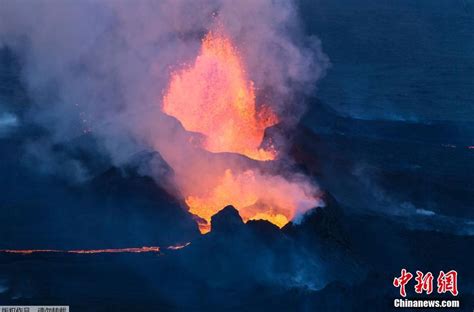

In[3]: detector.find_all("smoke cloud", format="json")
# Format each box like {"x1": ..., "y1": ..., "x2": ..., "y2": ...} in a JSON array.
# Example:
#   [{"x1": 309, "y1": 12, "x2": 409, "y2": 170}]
[{"x1": 0, "y1": 0, "x2": 329, "y2": 226}]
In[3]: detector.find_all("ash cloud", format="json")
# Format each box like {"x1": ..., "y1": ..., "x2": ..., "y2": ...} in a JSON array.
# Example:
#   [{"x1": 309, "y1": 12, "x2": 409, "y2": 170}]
[
  {"x1": 0, "y1": 0, "x2": 328, "y2": 176},
  {"x1": 0, "y1": 0, "x2": 329, "y2": 236}
]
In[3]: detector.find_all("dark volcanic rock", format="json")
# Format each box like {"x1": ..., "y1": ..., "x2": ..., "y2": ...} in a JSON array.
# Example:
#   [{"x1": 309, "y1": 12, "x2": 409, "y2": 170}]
[
  {"x1": 79, "y1": 153, "x2": 200, "y2": 247},
  {"x1": 0, "y1": 142, "x2": 200, "y2": 249},
  {"x1": 210, "y1": 205, "x2": 244, "y2": 234},
  {"x1": 283, "y1": 192, "x2": 349, "y2": 248}
]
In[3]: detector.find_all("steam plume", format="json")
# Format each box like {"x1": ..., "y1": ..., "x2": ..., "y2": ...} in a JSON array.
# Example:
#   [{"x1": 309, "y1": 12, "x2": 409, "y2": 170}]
[{"x1": 0, "y1": 0, "x2": 329, "y2": 228}]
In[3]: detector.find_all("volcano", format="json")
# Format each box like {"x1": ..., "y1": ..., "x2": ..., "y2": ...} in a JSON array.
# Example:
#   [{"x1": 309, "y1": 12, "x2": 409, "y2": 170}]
[
  {"x1": 1, "y1": 0, "x2": 474, "y2": 311},
  {"x1": 1, "y1": 96, "x2": 474, "y2": 310},
  {"x1": 159, "y1": 27, "x2": 323, "y2": 233}
]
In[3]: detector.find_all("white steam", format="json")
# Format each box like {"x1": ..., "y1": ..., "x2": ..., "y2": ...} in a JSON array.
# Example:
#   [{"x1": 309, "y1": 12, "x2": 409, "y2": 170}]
[
  {"x1": 0, "y1": 0, "x2": 329, "y2": 223},
  {"x1": 0, "y1": 0, "x2": 327, "y2": 163}
]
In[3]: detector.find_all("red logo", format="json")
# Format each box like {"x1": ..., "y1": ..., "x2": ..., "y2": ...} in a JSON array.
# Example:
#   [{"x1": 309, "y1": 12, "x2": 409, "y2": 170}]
[
  {"x1": 393, "y1": 269, "x2": 458, "y2": 297},
  {"x1": 393, "y1": 269, "x2": 413, "y2": 297},
  {"x1": 414, "y1": 271, "x2": 434, "y2": 295},
  {"x1": 437, "y1": 270, "x2": 458, "y2": 296}
]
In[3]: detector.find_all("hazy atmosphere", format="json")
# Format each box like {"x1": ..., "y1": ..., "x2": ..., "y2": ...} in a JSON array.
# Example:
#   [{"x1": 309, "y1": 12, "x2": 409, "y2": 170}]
[{"x1": 0, "y1": 0, "x2": 473, "y2": 311}]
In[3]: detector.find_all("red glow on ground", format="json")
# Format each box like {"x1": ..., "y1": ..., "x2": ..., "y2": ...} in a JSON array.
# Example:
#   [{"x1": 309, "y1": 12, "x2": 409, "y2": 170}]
[{"x1": 0, "y1": 243, "x2": 190, "y2": 255}]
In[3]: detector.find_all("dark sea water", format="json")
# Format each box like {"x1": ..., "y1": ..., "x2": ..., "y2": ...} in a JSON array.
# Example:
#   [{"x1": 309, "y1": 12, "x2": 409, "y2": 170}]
[{"x1": 301, "y1": 0, "x2": 474, "y2": 122}]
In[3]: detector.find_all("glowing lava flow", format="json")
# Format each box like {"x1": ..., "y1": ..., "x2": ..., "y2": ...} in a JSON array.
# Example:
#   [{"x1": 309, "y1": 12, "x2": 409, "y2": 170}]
[
  {"x1": 0, "y1": 243, "x2": 190, "y2": 255},
  {"x1": 163, "y1": 30, "x2": 277, "y2": 161},
  {"x1": 161, "y1": 29, "x2": 321, "y2": 233},
  {"x1": 185, "y1": 169, "x2": 318, "y2": 232}
]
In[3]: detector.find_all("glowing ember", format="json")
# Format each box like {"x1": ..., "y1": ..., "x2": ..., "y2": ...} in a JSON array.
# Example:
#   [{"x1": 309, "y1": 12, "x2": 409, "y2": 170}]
[
  {"x1": 0, "y1": 244, "x2": 190, "y2": 255},
  {"x1": 163, "y1": 30, "x2": 277, "y2": 161}
]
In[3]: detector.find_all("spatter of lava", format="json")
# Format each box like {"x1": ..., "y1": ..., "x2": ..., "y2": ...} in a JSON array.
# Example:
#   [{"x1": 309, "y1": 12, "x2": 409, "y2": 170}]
[
  {"x1": 162, "y1": 28, "x2": 321, "y2": 233},
  {"x1": 163, "y1": 30, "x2": 277, "y2": 161}
]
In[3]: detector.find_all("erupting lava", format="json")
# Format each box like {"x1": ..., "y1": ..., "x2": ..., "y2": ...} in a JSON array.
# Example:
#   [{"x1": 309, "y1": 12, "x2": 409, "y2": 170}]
[
  {"x1": 161, "y1": 28, "x2": 321, "y2": 233},
  {"x1": 185, "y1": 169, "x2": 318, "y2": 232},
  {"x1": 163, "y1": 30, "x2": 277, "y2": 161}
]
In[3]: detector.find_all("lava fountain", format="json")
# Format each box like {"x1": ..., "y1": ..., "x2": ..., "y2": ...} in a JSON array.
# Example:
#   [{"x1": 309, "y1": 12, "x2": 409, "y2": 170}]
[
  {"x1": 163, "y1": 30, "x2": 277, "y2": 161},
  {"x1": 161, "y1": 28, "x2": 322, "y2": 233}
]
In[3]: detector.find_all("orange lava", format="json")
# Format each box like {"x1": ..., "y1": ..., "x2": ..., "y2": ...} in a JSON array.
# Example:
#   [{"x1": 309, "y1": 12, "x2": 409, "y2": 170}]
[
  {"x1": 160, "y1": 28, "x2": 320, "y2": 234},
  {"x1": 186, "y1": 169, "x2": 318, "y2": 233},
  {"x1": 163, "y1": 30, "x2": 277, "y2": 161},
  {"x1": 68, "y1": 247, "x2": 162, "y2": 254},
  {"x1": 0, "y1": 244, "x2": 190, "y2": 255}
]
